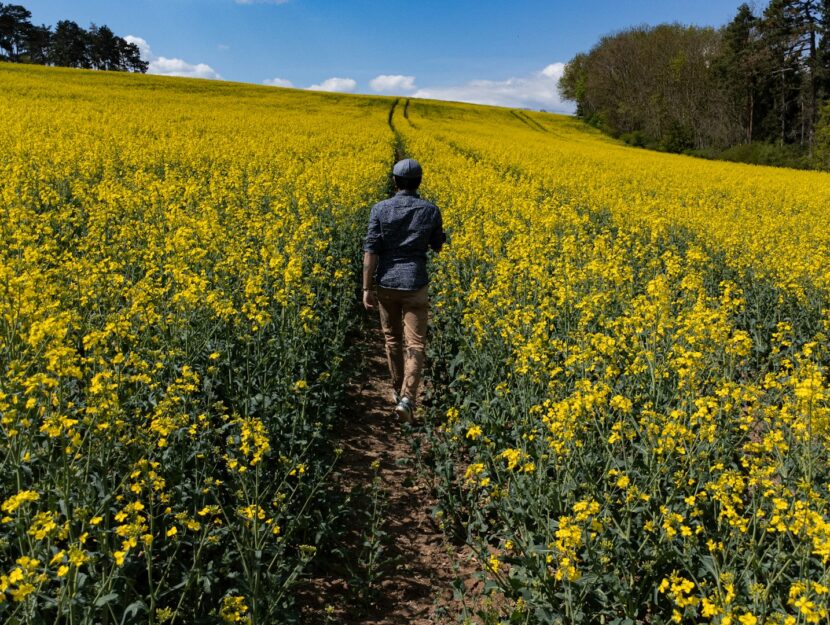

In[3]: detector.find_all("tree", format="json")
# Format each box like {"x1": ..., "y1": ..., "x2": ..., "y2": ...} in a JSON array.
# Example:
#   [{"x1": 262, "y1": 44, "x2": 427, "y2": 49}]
[
  {"x1": 24, "y1": 23, "x2": 51, "y2": 64},
  {"x1": 558, "y1": 53, "x2": 588, "y2": 118},
  {"x1": 558, "y1": 24, "x2": 735, "y2": 151},
  {"x1": 761, "y1": 0, "x2": 799, "y2": 143},
  {"x1": 558, "y1": 0, "x2": 829, "y2": 164},
  {"x1": 0, "y1": 3, "x2": 33, "y2": 61},
  {"x1": 814, "y1": 99, "x2": 830, "y2": 167},
  {"x1": 88, "y1": 23, "x2": 120, "y2": 70},
  {"x1": 790, "y1": 0, "x2": 822, "y2": 146},
  {"x1": 716, "y1": 4, "x2": 766, "y2": 143},
  {"x1": 818, "y1": 0, "x2": 830, "y2": 101},
  {"x1": 759, "y1": 0, "x2": 826, "y2": 146},
  {"x1": 50, "y1": 20, "x2": 90, "y2": 68},
  {"x1": 0, "y1": 4, "x2": 148, "y2": 73},
  {"x1": 118, "y1": 38, "x2": 148, "y2": 73}
]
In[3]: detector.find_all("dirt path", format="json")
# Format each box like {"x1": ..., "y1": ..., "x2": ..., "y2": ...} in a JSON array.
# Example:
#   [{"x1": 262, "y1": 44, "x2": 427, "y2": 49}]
[
  {"x1": 298, "y1": 317, "x2": 480, "y2": 624},
  {"x1": 298, "y1": 98, "x2": 482, "y2": 623}
]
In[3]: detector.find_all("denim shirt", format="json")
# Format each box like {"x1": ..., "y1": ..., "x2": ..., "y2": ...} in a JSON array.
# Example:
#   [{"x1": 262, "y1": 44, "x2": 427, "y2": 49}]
[{"x1": 363, "y1": 190, "x2": 445, "y2": 290}]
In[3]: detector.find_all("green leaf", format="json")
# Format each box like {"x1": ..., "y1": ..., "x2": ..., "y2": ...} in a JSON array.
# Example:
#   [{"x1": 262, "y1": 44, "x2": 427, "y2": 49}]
[
  {"x1": 94, "y1": 592, "x2": 118, "y2": 607},
  {"x1": 120, "y1": 601, "x2": 147, "y2": 625}
]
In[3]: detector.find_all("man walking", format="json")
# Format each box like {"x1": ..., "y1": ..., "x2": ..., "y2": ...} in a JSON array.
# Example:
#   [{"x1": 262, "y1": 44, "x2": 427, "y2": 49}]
[{"x1": 362, "y1": 158, "x2": 445, "y2": 422}]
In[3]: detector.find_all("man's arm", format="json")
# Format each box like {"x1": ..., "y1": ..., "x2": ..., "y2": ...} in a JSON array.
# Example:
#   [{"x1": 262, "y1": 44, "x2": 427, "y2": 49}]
[
  {"x1": 362, "y1": 251, "x2": 379, "y2": 310},
  {"x1": 429, "y1": 207, "x2": 446, "y2": 253},
  {"x1": 363, "y1": 204, "x2": 382, "y2": 311}
]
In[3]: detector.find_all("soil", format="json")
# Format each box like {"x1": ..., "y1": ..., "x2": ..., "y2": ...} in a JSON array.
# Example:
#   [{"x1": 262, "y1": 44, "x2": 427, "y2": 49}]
[{"x1": 297, "y1": 314, "x2": 483, "y2": 625}]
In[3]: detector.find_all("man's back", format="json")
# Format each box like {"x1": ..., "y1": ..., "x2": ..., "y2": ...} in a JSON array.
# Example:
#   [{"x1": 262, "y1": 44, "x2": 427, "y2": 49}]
[{"x1": 364, "y1": 189, "x2": 444, "y2": 291}]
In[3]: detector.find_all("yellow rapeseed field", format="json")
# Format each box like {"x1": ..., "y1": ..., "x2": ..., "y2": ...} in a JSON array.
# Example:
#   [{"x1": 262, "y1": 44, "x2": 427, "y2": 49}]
[
  {"x1": 2, "y1": 61, "x2": 830, "y2": 624},
  {"x1": 0, "y1": 63, "x2": 391, "y2": 623},
  {"x1": 397, "y1": 100, "x2": 830, "y2": 623}
]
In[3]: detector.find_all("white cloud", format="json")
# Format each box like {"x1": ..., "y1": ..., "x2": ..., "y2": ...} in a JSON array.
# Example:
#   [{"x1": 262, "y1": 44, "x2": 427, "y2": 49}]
[
  {"x1": 150, "y1": 58, "x2": 223, "y2": 80},
  {"x1": 263, "y1": 77, "x2": 294, "y2": 88},
  {"x1": 413, "y1": 63, "x2": 574, "y2": 113},
  {"x1": 307, "y1": 77, "x2": 357, "y2": 93},
  {"x1": 370, "y1": 74, "x2": 417, "y2": 93},
  {"x1": 541, "y1": 63, "x2": 563, "y2": 79},
  {"x1": 125, "y1": 35, "x2": 222, "y2": 80},
  {"x1": 124, "y1": 35, "x2": 151, "y2": 60}
]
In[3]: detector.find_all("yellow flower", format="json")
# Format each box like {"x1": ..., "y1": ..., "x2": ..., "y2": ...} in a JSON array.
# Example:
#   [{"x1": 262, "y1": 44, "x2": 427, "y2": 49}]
[
  {"x1": 499, "y1": 448, "x2": 524, "y2": 470},
  {"x1": 701, "y1": 597, "x2": 720, "y2": 617},
  {"x1": 465, "y1": 463, "x2": 485, "y2": 481},
  {"x1": 466, "y1": 425, "x2": 482, "y2": 440},
  {"x1": 1, "y1": 491, "x2": 40, "y2": 514},
  {"x1": 220, "y1": 595, "x2": 251, "y2": 623}
]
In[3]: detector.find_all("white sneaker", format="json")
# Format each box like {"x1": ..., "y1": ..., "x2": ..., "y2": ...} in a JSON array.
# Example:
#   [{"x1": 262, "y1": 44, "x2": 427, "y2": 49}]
[{"x1": 394, "y1": 396, "x2": 414, "y2": 422}]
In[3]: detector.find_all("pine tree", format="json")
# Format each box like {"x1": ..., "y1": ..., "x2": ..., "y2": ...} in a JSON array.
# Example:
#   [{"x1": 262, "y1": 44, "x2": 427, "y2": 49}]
[
  {"x1": 0, "y1": 3, "x2": 33, "y2": 61},
  {"x1": 117, "y1": 38, "x2": 148, "y2": 73},
  {"x1": 23, "y1": 23, "x2": 50, "y2": 64},
  {"x1": 88, "y1": 24, "x2": 121, "y2": 71},
  {"x1": 761, "y1": 0, "x2": 804, "y2": 143},
  {"x1": 793, "y1": 1, "x2": 821, "y2": 145},
  {"x1": 759, "y1": 0, "x2": 826, "y2": 146},
  {"x1": 818, "y1": 0, "x2": 830, "y2": 100},
  {"x1": 50, "y1": 20, "x2": 90, "y2": 68},
  {"x1": 717, "y1": 4, "x2": 765, "y2": 142}
]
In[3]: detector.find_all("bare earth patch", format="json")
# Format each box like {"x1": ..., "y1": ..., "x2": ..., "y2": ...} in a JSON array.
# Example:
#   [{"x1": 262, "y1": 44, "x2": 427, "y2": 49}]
[{"x1": 298, "y1": 316, "x2": 483, "y2": 624}]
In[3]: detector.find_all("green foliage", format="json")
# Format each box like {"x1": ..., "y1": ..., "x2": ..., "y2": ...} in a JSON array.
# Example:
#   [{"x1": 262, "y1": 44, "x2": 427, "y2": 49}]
[
  {"x1": 427, "y1": 212, "x2": 830, "y2": 623},
  {"x1": 716, "y1": 141, "x2": 813, "y2": 169},
  {"x1": 402, "y1": 96, "x2": 830, "y2": 624},
  {"x1": 815, "y1": 101, "x2": 830, "y2": 169},
  {"x1": 557, "y1": 53, "x2": 588, "y2": 117},
  {"x1": 0, "y1": 63, "x2": 393, "y2": 624},
  {"x1": 618, "y1": 131, "x2": 648, "y2": 148},
  {"x1": 559, "y1": 0, "x2": 830, "y2": 162},
  {"x1": 558, "y1": 23, "x2": 731, "y2": 152},
  {"x1": 0, "y1": 2, "x2": 147, "y2": 72}
]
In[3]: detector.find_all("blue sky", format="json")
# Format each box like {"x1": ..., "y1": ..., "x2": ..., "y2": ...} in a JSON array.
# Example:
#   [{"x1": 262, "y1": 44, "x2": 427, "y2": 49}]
[{"x1": 23, "y1": 0, "x2": 746, "y2": 112}]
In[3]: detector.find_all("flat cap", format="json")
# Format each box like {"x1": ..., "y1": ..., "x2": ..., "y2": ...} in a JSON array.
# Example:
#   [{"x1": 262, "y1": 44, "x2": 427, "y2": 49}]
[{"x1": 392, "y1": 158, "x2": 423, "y2": 179}]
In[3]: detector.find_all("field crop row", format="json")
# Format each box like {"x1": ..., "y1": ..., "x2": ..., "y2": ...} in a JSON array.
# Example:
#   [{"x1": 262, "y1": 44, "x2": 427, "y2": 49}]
[
  {"x1": 398, "y1": 100, "x2": 830, "y2": 624},
  {"x1": 0, "y1": 64, "x2": 391, "y2": 623}
]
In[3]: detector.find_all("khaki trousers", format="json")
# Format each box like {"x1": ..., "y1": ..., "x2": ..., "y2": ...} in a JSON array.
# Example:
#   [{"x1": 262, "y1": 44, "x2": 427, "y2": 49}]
[{"x1": 376, "y1": 285, "x2": 429, "y2": 404}]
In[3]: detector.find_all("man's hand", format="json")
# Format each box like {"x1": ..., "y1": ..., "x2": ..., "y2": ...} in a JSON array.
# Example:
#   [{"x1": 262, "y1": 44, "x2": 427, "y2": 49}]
[
  {"x1": 363, "y1": 289, "x2": 377, "y2": 311},
  {"x1": 362, "y1": 252, "x2": 379, "y2": 311}
]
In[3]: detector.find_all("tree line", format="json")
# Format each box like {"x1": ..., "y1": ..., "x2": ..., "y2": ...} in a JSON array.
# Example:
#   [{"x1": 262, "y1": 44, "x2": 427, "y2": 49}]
[
  {"x1": 0, "y1": 3, "x2": 147, "y2": 73},
  {"x1": 558, "y1": 0, "x2": 830, "y2": 169}
]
